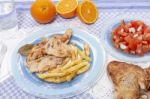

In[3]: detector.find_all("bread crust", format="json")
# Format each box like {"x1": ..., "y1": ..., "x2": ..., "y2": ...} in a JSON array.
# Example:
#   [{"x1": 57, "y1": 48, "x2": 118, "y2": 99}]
[{"x1": 107, "y1": 61, "x2": 149, "y2": 99}]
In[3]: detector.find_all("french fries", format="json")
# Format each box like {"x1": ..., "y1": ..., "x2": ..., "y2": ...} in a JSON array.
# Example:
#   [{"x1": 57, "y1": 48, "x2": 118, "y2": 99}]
[
  {"x1": 84, "y1": 43, "x2": 90, "y2": 56},
  {"x1": 77, "y1": 48, "x2": 91, "y2": 62},
  {"x1": 37, "y1": 72, "x2": 66, "y2": 79},
  {"x1": 77, "y1": 64, "x2": 90, "y2": 74},
  {"x1": 65, "y1": 62, "x2": 88, "y2": 73},
  {"x1": 66, "y1": 72, "x2": 76, "y2": 81},
  {"x1": 36, "y1": 43, "x2": 91, "y2": 83},
  {"x1": 44, "y1": 76, "x2": 66, "y2": 83},
  {"x1": 70, "y1": 45, "x2": 77, "y2": 61},
  {"x1": 44, "y1": 72, "x2": 76, "y2": 83},
  {"x1": 62, "y1": 59, "x2": 82, "y2": 70}
]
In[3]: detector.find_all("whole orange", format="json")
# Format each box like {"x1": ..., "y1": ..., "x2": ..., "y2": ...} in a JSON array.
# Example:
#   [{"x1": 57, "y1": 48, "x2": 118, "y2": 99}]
[{"x1": 30, "y1": 0, "x2": 56, "y2": 24}]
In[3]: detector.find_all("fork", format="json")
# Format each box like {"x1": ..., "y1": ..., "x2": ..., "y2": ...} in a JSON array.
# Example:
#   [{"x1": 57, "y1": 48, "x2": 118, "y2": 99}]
[{"x1": 0, "y1": 41, "x2": 7, "y2": 75}]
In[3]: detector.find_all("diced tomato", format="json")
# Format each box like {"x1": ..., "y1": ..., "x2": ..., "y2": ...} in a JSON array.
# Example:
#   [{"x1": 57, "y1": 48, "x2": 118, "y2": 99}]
[
  {"x1": 136, "y1": 20, "x2": 145, "y2": 26},
  {"x1": 143, "y1": 34, "x2": 150, "y2": 41},
  {"x1": 123, "y1": 48, "x2": 129, "y2": 54},
  {"x1": 112, "y1": 28, "x2": 117, "y2": 35},
  {"x1": 144, "y1": 27, "x2": 150, "y2": 34},
  {"x1": 124, "y1": 23, "x2": 132, "y2": 32},
  {"x1": 114, "y1": 38, "x2": 120, "y2": 43},
  {"x1": 133, "y1": 34, "x2": 138, "y2": 38},
  {"x1": 117, "y1": 32, "x2": 128, "y2": 37},
  {"x1": 136, "y1": 31, "x2": 142, "y2": 35},
  {"x1": 119, "y1": 37, "x2": 124, "y2": 42},
  {"x1": 131, "y1": 20, "x2": 145, "y2": 31},
  {"x1": 141, "y1": 25, "x2": 148, "y2": 34},
  {"x1": 130, "y1": 50, "x2": 136, "y2": 54},
  {"x1": 128, "y1": 40, "x2": 139, "y2": 50},
  {"x1": 117, "y1": 21, "x2": 126, "y2": 31},
  {"x1": 142, "y1": 44, "x2": 150, "y2": 53},
  {"x1": 142, "y1": 41, "x2": 148, "y2": 45},
  {"x1": 135, "y1": 35, "x2": 143, "y2": 41},
  {"x1": 121, "y1": 20, "x2": 126, "y2": 26},
  {"x1": 114, "y1": 43, "x2": 119, "y2": 48},
  {"x1": 136, "y1": 44, "x2": 144, "y2": 56},
  {"x1": 112, "y1": 20, "x2": 150, "y2": 56},
  {"x1": 131, "y1": 20, "x2": 139, "y2": 29},
  {"x1": 124, "y1": 35, "x2": 132, "y2": 42},
  {"x1": 121, "y1": 41, "x2": 128, "y2": 45},
  {"x1": 124, "y1": 35, "x2": 140, "y2": 50},
  {"x1": 126, "y1": 23, "x2": 132, "y2": 28},
  {"x1": 112, "y1": 35, "x2": 120, "y2": 42},
  {"x1": 112, "y1": 35, "x2": 116, "y2": 41},
  {"x1": 112, "y1": 23, "x2": 124, "y2": 35},
  {"x1": 114, "y1": 25, "x2": 123, "y2": 35}
]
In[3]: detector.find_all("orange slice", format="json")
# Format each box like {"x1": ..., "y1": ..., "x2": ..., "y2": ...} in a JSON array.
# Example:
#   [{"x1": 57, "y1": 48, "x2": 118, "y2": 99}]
[
  {"x1": 77, "y1": 0, "x2": 98, "y2": 24},
  {"x1": 56, "y1": 0, "x2": 78, "y2": 18}
]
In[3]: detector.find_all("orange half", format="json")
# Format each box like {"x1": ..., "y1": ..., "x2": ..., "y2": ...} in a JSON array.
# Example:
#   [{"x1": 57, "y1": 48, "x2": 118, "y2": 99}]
[
  {"x1": 77, "y1": 0, "x2": 98, "y2": 24},
  {"x1": 56, "y1": 0, "x2": 78, "y2": 18}
]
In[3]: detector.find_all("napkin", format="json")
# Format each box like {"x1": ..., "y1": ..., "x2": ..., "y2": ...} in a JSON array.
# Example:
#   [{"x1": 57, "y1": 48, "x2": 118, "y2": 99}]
[{"x1": 0, "y1": 28, "x2": 26, "y2": 82}]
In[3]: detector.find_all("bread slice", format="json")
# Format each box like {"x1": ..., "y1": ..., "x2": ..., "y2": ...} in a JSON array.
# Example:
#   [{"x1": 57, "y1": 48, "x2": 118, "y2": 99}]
[
  {"x1": 144, "y1": 67, "x2": 150, "y2": 91},
  {"x1": 107, "y1": 61, "x2": 146, "y2": 99}
]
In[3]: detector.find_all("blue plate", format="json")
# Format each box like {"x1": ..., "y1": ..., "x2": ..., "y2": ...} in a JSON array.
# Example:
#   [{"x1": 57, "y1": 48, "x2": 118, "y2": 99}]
[
  {"x1": 11, "y1": 26, "x2": 106, "y2": 98},
  {"x1": 101, "y1": 16, "x2": 150, "y2": 62}
]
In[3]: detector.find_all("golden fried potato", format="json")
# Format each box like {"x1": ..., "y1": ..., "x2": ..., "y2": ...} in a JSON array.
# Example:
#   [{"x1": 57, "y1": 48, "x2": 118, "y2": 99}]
[
  {"x1": 65, "y1": 62, "x2": 88, "y2": 73},
  {"x1": 84, "y1": 43, "x2": 90, "y2": 56},
  {"x1": 77, "y1": 64, "x2": 90, "y2": 74},
  {"x1": 37, "y1": 72, "x2": 66, "y2": 79}
]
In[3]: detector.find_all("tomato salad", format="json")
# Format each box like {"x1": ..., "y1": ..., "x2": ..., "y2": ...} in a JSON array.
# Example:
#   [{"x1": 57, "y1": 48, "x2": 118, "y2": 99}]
[{"x1": 112, "y1": 20, "x2": 150, "y2": 56}]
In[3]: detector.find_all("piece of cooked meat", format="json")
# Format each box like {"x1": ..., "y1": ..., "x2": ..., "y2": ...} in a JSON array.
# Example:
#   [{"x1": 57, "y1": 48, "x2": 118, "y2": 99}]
[
  {"x1": 18, "y1": 44, "x2": 34, "y2": 56},
  {"x1": 107, "y1": 61, "x2": 146, "y2": 99},
  {"x1": 26, "y1": 56, "x2": 65, "y2": 72},
  {"x1": 49, "y1": 29, "x2": 72, "y2": 44},
  {"x1": 60, "y1": 29, "x2": 73, "y2": 43},
  {"x1": 44, "y1": 29, "x2": 72, "y2": 57},
  {"x1": 25, "y1": 38, "x2": 49, "y2": 61},
  {"x1": 21, "y1": 29, "x2": 73, "y2": 72},
  {"x1": 26, "y1": 47, "x2": 46, "y2": 61},
  {"x1": 24, "y1": 29, "x2": 73, "y2": 73}
]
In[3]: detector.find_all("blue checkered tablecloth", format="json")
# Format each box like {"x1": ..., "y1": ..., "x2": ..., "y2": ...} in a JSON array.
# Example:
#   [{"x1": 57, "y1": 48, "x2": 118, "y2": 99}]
[
  {"x1": 1, "y1": 1, "x2": 150, "y2": 99},
  {"x1": 0, "y1": 76, "x2": 94, "y2": 99}
]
